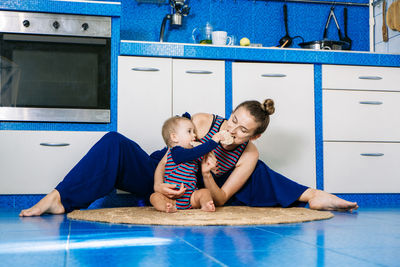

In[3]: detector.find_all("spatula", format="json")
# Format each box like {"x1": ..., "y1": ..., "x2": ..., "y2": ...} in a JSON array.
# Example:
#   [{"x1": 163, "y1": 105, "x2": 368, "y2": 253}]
[{"x1": 387, "y1": 0, "x2": 400, "y2": 31}]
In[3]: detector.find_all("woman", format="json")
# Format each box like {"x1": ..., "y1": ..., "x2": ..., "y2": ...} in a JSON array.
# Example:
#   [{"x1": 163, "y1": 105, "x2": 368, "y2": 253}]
[{"x1": 20, "y1": 99, "x2": 358, "y2": 217}]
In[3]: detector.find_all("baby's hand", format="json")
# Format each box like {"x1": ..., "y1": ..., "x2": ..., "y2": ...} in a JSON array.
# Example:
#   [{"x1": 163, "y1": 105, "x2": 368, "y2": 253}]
[
  {"x1": 190, "y1": 141, "x2": 202, "y2": 147},
  {"x1": 212, "y1": 130, "x2": 233, "y2": 145}
]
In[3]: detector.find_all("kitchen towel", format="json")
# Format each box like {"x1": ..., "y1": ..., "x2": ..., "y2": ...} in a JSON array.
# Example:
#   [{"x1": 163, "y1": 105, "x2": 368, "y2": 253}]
[{"x1": 67, "y1": 206, "x2": 334, "y2": 226}]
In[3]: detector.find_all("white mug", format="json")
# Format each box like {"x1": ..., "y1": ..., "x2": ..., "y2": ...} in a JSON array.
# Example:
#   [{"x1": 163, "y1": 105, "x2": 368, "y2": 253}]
[{"x1": 212, "y1": 31, "x2": 232, "y2": 46}]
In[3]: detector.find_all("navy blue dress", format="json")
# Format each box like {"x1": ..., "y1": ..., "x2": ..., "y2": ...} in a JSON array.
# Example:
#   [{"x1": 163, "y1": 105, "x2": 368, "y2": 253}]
[{"x1": 56, "y1": 116, "x2": 308, "y2": 212}]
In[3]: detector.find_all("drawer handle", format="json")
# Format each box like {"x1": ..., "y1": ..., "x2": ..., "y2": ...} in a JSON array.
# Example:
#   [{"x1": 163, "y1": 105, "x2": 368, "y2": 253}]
[
  {"x1": 131, "y1": 67, "x2": 160, "y2": 72},
  {"x1": 185, "y1": 70, "x2": 213, "y2": 74},
  {"x1": 261, "y1": 74, "x2": 287, "y2": 78},
  {"x1": 359, "y1": 101, "x2": 383, "y2": 105},
  {"x1": 358, "y1": 76, "x2": 382, "y2": 80},
  {"x1": 360, "y1": 153, "x2": 384, "y2": 157},
  {"x1": 40, "y1": 143, "x2": 70, "y2": 147}
]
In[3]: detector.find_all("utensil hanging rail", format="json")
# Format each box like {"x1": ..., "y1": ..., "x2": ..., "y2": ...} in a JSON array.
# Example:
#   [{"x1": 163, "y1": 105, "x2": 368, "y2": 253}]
[{"x1": 251, "y1": 0, "x2": 369, "y2": 7}]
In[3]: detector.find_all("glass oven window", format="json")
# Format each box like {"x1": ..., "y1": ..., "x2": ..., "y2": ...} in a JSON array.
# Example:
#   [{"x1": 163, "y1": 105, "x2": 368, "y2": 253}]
[{"x1": 0, "y1": 34, "x2": 110, "y2": 110}]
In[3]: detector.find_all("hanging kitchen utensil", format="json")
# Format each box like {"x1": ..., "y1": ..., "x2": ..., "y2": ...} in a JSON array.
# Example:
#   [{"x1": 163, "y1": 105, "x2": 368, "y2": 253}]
[
  {"x1": 299, "y1": 6, "x2": 350, "y2": 50},
  {"x1": 278, "y1": 4, "x2": 293, "y2": 47},
  {"x1": 383, "y1": 0, "x2": 389, "y2": 42},
  {"x1": 323, "y1": 6, "x2": 343, "y2": 41},
  {"x1": 386, "y1": 0, "x2": 400, "y2": 31},
  {"x1": 343, "y1": 7, "x2": 352, "y2": 49}
]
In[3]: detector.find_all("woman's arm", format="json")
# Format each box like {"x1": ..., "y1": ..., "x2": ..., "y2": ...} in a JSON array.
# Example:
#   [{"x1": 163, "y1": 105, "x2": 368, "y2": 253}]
[
  {"x1": 153, "y1": 150, "x2": 186, "y2": 199},
  {"x1": 202, "y1": 142, "x2": 259, "y2": 206}
]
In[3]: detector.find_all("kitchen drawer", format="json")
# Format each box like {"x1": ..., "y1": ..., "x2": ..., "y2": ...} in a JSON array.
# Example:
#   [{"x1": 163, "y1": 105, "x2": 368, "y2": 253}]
[
  {"x1": 0, "y1": 131, "x2": 106, "y2": 194},
  {"x1": 322, "y1": 65, "x2": 400, "y2": 91},
  {"x1": 323, "y1": 90, "x2": 400, "y2": 141},
  {"x1": 233, "y1": 62, "x2": 314, "y2": 92},
  {"x1": 324, "y1": 142, "x2": 400, "y2": 193}
]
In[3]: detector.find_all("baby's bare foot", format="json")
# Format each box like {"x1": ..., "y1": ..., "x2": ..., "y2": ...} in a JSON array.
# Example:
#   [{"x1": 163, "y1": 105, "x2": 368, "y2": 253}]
[
  {"x1": 165, "y1": 203, "x2": 177, "y2": 213},
  {"x1": 201, "y1": 201, "x2": 215, "y2": 212}
]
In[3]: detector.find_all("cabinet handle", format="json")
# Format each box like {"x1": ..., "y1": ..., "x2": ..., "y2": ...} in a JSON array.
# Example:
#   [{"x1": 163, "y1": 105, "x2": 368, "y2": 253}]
[
  {"x1": 185, "y1": 70, "x2": 213, "y2": 74},
  {"x1": 131, "y1": 67, "x2": 160, "y2": 72},
  {"x1": 358, "y1": 76, "x2": 382, "y2": 80},
  {"x1": 360, "y1": 153, "x2": 384, "y2": 157},
  {"x1": 359, "y1": 101, "x2": 383, "y2": 105},
  {"x1": 40, "y1": 143, "x2": 70, "y2": 147},
  {"x1": 261, "y1": 74, "x2": 287, "y2": 78}
]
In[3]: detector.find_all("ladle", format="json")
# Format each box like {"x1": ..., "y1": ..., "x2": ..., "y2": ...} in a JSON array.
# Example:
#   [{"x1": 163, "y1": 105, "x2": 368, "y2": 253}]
[{"x1": 278, "y1": 4, "x2": 293, "y2": 47}]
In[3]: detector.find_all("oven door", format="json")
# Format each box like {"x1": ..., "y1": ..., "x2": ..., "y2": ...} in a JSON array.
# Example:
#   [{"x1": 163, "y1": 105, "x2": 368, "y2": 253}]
[{"x1": 0, "y1": 33, "x2": 110, "y2": 123}]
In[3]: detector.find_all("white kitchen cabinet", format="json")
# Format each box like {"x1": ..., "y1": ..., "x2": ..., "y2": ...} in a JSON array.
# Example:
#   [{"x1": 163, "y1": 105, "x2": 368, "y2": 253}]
[
  {"x1": 172, "y1": 59, "x2": 225, "y2": 117},
  {"x1": 322, "y1": 65, "x2": 400, "y2": 193},
  {"x1": 0, "y1": 131, "x2": 106, "y2": 194},
  {"x1": 232, "y1": 62, "x2": 316, "y2": 188},
  {"x1": 118, "y1": 57, "x2": 225, "y2": 153},
  {"x1": 118, "y1": 56, "x2": 172, "y2": 154},
  {"x1": 324, "y1": 142, "x2": 400, "y2": 193}
]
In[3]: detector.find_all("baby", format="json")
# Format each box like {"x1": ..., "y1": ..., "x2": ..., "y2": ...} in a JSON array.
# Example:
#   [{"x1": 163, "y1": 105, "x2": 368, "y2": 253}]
[{"x1": 150, "y1": 116, "x2": 231, "y2": 213}]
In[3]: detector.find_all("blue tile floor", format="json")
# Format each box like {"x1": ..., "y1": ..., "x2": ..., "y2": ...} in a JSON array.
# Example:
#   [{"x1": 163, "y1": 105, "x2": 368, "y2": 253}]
[{"x1": 0, "y1": 207, "x2": 399, "y2": 267}]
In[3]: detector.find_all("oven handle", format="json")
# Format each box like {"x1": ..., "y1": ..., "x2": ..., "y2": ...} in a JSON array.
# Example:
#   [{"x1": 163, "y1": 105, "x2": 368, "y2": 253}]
[{"x1": 40, "y1": 143, "x2": 70, "y2": 147}]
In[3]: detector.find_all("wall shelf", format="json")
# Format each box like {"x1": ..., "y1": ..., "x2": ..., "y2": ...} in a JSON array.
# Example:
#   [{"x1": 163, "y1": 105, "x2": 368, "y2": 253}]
[{"x1": 251, "y1": 0, "x2": 369, "y2": 7}]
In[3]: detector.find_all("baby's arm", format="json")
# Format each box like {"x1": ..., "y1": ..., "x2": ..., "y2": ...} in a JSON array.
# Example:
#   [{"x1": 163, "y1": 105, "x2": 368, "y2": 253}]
[{"x1": 171, "y1": 139, "x2": 219, "y2": 164}]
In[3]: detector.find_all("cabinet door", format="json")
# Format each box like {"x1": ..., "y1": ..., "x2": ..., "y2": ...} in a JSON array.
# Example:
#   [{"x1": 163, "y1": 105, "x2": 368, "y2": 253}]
[
  {"x1": 118, "y1": 56, "x2": 172, "y2": 154},
  {"x1": 232, "y1": 62, "x2": 316, "y2": 188},
  {"x1": 0, "y1": 131, "x2": 106, "y2": 194},
  {"x1": 324, "y1": 142, "x2": 400, "y2": 193},
  {"x1": 172, "y1": 59, "x2": 225, "y2": 117}
]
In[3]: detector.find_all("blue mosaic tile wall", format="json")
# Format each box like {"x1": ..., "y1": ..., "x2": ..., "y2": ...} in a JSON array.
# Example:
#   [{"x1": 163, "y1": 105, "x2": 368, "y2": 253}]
[
  {"x1": 0, "y1": 192, "x2": 146, "y2": 210},
  {"x1": 2, "y1": 193, "x2": 399, "y2": 209},
  {"x1": 121, "y1": 0, "x2": 370, "y2": 51}
]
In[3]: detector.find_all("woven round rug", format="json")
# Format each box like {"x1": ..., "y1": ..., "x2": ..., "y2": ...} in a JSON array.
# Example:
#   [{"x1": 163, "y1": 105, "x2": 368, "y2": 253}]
[{"x1": 67, "y1": 206, "x2": 334, "y2": 226}]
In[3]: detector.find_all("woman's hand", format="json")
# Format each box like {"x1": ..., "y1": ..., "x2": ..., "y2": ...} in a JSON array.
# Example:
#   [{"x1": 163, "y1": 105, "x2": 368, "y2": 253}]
[{"x1": 154, "y1": 182, "x2": 186, "y2": 199}]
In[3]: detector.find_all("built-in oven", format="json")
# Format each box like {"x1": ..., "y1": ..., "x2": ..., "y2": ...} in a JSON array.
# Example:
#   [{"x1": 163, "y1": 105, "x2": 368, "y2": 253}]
[{"x1": 0, "y1": 11, "x2": 111, "y2": 123}]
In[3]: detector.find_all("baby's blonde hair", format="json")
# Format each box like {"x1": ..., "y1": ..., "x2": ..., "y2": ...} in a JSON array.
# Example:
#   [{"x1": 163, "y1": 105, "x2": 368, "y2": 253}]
[{"x1": 162, "y1": 116, "x2": 191, "y2": 147}]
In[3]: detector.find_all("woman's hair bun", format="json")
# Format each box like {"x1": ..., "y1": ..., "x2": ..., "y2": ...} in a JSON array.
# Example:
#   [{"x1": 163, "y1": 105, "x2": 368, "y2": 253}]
[{"x1": 262, "y1": 99, "x2": 275, "y2": 115}]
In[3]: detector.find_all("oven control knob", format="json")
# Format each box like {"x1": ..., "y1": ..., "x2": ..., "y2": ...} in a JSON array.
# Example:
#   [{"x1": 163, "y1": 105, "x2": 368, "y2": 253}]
[
  {"x1": 53, "y1": 21, "x2": 60, "y2": 29},
  {"x1": 82, "y1": 23, "x2": 89, "y2": 31},
  {"x1": 23, "y1": 20, "x2": 30, "y2": 27}
]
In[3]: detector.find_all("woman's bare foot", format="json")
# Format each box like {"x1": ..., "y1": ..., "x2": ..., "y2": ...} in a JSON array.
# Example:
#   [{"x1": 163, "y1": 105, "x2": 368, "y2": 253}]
[
  {"x1": 165, "y1": 203, "x2": 177, "y2": 213},
  {"x1": 19, "y1": 190, "x2": 65, "y2": 217},
  {"x1": 300, "y1": 188, "x2": 358, "y2": 212},
  {"x1": 201, "y1": 200, "x2": 216, "y2": 212}
]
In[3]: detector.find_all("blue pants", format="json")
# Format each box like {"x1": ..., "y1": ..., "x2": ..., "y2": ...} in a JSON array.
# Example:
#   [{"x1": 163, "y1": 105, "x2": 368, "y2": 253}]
[{"x1": 56, "y1": 132, "x2": 308, "y2": 212}]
